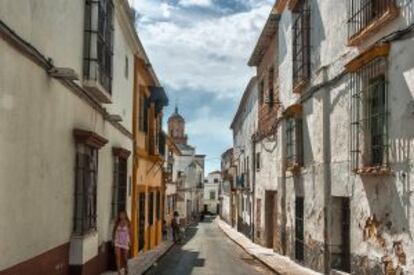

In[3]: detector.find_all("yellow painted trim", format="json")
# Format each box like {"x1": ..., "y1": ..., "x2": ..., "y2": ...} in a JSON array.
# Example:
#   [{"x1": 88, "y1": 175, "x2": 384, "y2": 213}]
[{"x1": 345, "y1": 43, "x2": 391, "y2": 73}]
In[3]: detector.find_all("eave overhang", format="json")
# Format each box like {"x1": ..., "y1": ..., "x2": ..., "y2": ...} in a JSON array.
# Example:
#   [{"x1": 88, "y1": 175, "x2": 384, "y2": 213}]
[{"x1": 248, "y1": 13, "x2": 280, "y2": 67}]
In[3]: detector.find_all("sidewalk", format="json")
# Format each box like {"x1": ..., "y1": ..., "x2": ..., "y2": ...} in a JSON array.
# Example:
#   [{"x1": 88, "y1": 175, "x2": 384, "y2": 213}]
[
  {"x1": 101, "y1": 240, "x2": 174, "y2": 275},
  {"x1": 216, "y1": 217, "x2": 322, "y2": 275}
]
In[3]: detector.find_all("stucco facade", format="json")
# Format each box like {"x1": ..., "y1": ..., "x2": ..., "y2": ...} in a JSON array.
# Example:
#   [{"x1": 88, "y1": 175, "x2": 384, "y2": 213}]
[
  {"x1": 230, "y1": 77, "x2": 259, "y2": 238},
  {"x1": 167, "y1": 108, "x2": 205, "y2": 225},
  {"x1": 203, "y1": 171, "x2": 221, "y2": 214},
  {"x1": 224, "y1": 0, "x2": 414, "y2": 274}
]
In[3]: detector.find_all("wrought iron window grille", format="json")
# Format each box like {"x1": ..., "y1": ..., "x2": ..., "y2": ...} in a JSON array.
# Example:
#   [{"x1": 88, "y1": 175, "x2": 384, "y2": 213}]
[
  {"x1": 286, "y1": 116, "x2": 304, "y2": 171},
  {"x1": 350, "y1": 57, "x2": 390, "y2": 174},
  {"x1": 83, "y1": 0, "x2": 114, "y2": 94},
  {"x1": 292, "y1": 0, "x2": 311, "y2": 91},
  {"x1": 111, "y1": 156, "x2": 128, "y2": 219},
  {"x1": 74, "y1": 145, "x2": 98, "y2": 235}
]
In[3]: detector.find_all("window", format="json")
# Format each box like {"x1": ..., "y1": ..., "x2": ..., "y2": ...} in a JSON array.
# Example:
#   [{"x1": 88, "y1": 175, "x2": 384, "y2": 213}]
[
  {"x1": 139, "y1": 95, "x2": 149, "y2": 132},
  {"x1": 112, "y1": 147, "x2": 130, "y2": 219},
  {"x1": 286, "y1": 116, "x2": 303, "y2": 170},
  {"x1": 83, "y1": 0, "x2": 114, "y2": 94},
  {"x1": 347, "y1": 0, "x2": 398, "y2": 42},
  {"x1": 256, "y1": 152, "x2": 261, "y2": 171},
  {"x1": 210, "y1": 191, "x2": 216, "y2": 200},
  {"x1": 350, "y1": 56, "x2": 389, "y2": 173},
  {"x1": 259, "y1": 80, "x2": 265, "y2": 105},
  {"x1": 214, "y1": 178, "x2": 219, "y2": 183},
  {"x1": 73, "y1": 129, "x2": 107, "y2": 235},
  {"x1": 267, "y1": 67, "x2": 274, "y2": 104},
  {"x1": 256, "y1": 199, "x2": 262, "y2": 238},
  {"x1": 292, "y1": 0, "x2": 311, "y2": 92},
  {"x1": 156, "y1": 191, "x2": 161, "y2": 221},
  {"x1": 125, "y1": 56, "x2": 129, "y2": 79}
]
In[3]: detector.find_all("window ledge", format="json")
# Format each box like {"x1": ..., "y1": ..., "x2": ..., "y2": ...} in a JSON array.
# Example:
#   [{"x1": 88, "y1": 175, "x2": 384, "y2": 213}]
[
  {"x1": 348, "y1": 4, "x2": 399, "y2": 47},
  {"x1": 354, "y1": 166, "x2": 391, "y2": 176},
  {"x1": 293, "y1": 79, "x2": 308, "y2": 94},
  {"x1": 83, "y1": 79, "x2": 112, "y2": 104}
]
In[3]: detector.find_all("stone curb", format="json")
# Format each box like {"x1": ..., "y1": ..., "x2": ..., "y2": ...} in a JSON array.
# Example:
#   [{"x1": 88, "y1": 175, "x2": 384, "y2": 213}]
[{"x1": 215, "y1": 217, "x2": 321, "y2": 275}]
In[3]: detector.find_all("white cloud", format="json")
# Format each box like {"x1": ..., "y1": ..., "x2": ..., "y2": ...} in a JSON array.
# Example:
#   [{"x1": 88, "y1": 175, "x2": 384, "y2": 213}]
[
  {"x1": 136, "y1": 2, "x2": 271, "y2": 99},
  {"x1": 179, "y1": 0, "x2": 213, "y2": 7}
]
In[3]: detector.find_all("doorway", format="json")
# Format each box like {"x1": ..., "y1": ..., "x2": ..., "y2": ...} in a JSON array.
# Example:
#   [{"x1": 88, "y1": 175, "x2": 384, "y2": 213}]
[
  {"x1": 265, "y1": 191, "x2": 278, "y2": 249},
  {"x1": 138, "y1": 192, "x2": 145, "y2": 252},
  {"x1": 295, "y1": 197, "x2": 304, "y2": 262},
  {"x1": 330, "y1": 197, "x2": 350, "y2": 272}
]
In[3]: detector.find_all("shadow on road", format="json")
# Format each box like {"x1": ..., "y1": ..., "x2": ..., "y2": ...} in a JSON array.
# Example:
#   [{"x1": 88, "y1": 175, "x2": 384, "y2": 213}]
[{"x1": 143, "y1": 216, "x2": 216, "y2": 275}]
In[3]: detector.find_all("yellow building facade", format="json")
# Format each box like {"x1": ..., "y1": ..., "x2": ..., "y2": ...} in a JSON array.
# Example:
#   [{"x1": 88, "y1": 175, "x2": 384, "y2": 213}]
[{"x1": 131, "y1": 56, "x2": 168, "y2": 256}]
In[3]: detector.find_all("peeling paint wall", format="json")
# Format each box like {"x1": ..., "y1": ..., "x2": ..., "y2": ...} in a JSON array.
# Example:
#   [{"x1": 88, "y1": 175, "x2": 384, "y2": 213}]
[{"x1": 276, "y1": 0, "x2": 414, "y2": 274}]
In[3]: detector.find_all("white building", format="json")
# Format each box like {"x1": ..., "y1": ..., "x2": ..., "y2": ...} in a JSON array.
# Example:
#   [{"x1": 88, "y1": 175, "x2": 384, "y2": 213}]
[
  {"x1": 0, "y1": 0, "x2": 148, "y2": 273},
  {"x1": 168, "y1": 108, "x2": 205, "y2": 224},
  {"x1": 220, "y1": 148, "x2": 236, "y2": 226},
  {"x1": 226, "y1": 0, "x2": 414, "y2": 274},
  {"x1": 230, "y1": 77, "x2": 259, "y2": 238},
  {"x1": 203, "y1": 171, "x2": 221, "y2": 214}
]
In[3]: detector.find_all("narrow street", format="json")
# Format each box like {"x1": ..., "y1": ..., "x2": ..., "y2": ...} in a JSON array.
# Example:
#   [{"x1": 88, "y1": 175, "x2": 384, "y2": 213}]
[{"x1": 145, "y1": 217, "x2": 275, "y2": 275}]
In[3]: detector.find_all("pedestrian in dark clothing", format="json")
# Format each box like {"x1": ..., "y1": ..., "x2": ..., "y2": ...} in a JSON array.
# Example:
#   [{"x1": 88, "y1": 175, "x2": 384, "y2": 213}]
[{"x1": 172, "y1": 211, "x2": 180, "y2": 243}]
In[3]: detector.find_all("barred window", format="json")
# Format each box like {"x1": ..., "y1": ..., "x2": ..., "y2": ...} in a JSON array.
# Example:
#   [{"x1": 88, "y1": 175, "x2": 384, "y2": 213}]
[
  {"x1": 350, "y1": 57, "x2": 389, "y2": 172},
  {"x1": 73, "y1": 129, "x2": 107, "y2": 235},
  {"x1": 267, "y1": 67, "x2": 274, "y2": 104},
  {"x1": 83, "y1": 0, "x2": 114, "y2": 94},
  {"x1": 292, "y1": 0, "x2": 311, "y2": 91},
  {"x1": 347, "y1": 0, "x2": 397, "y2": 40},
  {"x1": 112, "y1": 148, "x2": 130, "y2": 219},
  {"x1": 156, "y1": 191, "x2": 161, "y2": 221},
  {"x1": 259, "y1": 80, "x2": 265, "y2": 105},
  {"x1": 210, "y1": 191, "x2": 216, "y2": 200},
  {"x1": 286, "y1": 116, "x2": 303, "y2": 169},
  {"x1": 139, "y1": 95, "x2": 149, "y2": 132},
  {"x1": 256, "y1": 152, "x2": 261, "y2": 171}
]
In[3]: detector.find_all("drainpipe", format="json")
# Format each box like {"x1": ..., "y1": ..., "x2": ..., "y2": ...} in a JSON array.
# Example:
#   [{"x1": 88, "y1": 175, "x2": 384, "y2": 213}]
[
  {"x1": 251, "y1": 134, "x2": 257, "y2": 242},
  {"x1": 321, "y1": 69, "x2": 332, "y2": 274},
  {"x1": 280, "y1": 120, "x2": 287, "y2": 255}
]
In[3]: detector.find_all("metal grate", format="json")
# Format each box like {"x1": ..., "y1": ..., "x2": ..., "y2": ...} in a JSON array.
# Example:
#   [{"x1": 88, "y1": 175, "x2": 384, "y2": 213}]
[
  {"x1": 111, "y1": 157, "x2": 128, "y2": 218},
  {"x1": 295, "y1": 197, "x2": 305, "y2": 262},
  {"x1": 292, "y1": 0, "x2": 311, "y2": 88},
  {"x1": 350, "y1": 57, "x2": 389, "y2": 170},
  {"x1": 347, "y1": 0, "x2": 396, "y2": 39},
  {"x1": 74, "y1": 146, "x2": 98, "y2": 235},
  {"x1": 83, "y1": 0, "x2": 114, "y2": 94}
]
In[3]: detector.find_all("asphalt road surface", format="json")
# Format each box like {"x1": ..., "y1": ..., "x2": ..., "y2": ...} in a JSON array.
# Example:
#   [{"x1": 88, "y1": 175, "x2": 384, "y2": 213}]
[{"x1": 145, "y1": 217, "x2": 276, "y2": 275}]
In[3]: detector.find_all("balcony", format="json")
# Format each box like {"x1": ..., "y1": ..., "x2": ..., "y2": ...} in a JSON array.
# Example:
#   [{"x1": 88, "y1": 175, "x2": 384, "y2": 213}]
[{"x1": 347, "y1": 0, "x2": 399, "y2": 46}]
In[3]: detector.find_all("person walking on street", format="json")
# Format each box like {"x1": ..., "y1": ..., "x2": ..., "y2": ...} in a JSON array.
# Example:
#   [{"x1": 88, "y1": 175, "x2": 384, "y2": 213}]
[
  {"x1": 113, "y1": 211, "x2": 131, "y2": 275},
  {"x1": 172, "y1": 211, "x2": 180, "y2": 243}
]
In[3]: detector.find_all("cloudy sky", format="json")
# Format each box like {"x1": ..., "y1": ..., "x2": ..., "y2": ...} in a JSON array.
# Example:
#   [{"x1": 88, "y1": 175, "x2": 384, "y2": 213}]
[{"x1": 133, "y1": 0, "x2": 273, "y2": 173}]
